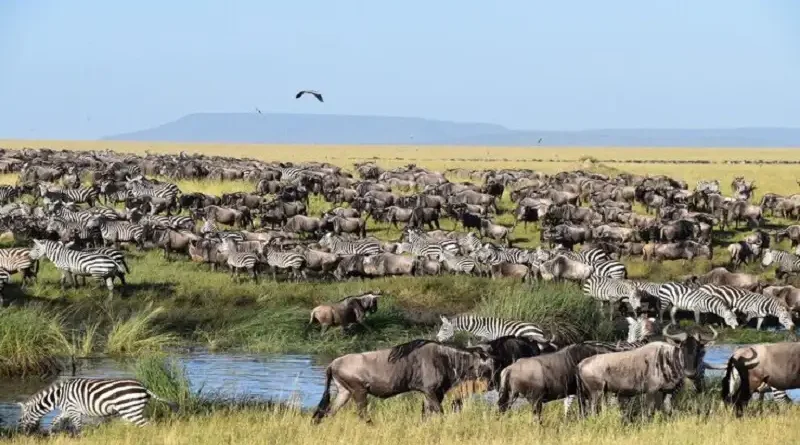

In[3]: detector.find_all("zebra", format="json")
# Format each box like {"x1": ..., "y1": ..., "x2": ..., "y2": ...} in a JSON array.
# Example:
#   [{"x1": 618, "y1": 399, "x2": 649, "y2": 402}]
[
  {"x1": 457, "y1": 232, "x2": 482, "y2": 255},
  {"x1": 319, "y1": 232, "x2": 381, "y2": 256},
  {"x1": 28, "y1": 239, "x2": 124, "y2": 299},
  {"x1": 17, "y1": 378, "x2": 177, "y2": 433},
  {"x1": 761, "y1": 248, "x2": 800, "y2": 281},
  {"x1": 58, "y1": 186, "x2": 100, "y2": 207},
  {"x1": 86, "y1": 216, "x2": 145, "y2": 249},
  {"x1": 440, "y1": 251, "x2": 478, "y2": 274},
  {"x1": 0, "y1": 247, "x2": 38, "y2": 284},
  {"x1": 168, "y1": 215, "x2": 195, "y2": 231},
  {"x1": 262, "y1": 245, "x2": 306, "y2": 281},
  {"x1": 691, "y1": 284, "x2": 795, "y2": 331},
  {"x1": 218, "y1": 240, "x2": 260, "y2": 282},
  {"x1": 436, "y1": 315, "x2": 557, "y2": 351},
  {"x1": 0, "y1": 184, "x2": 19, "y2": 204},
  {"x1": 474, "y1": 244, "x2": 529, "y2": 265},
  {"x1": 276, "y1": 166, "x2": 305, "y2": 182},
  {"x1": 657, "y1": 282, "x2": 738, "y2": 328},
  {"x1": 589, "y1": 259, "x2": 627, "y2": 279},
  {"x1": 46, "y1": 217, "x2": 102, "y2": 246},
  {"x1": 125, "y1": 176, "x2": 180, "y2": 201},
  {"x1": 403, "y1": 228, "x2": 456, "y2": 260},
  {"x1": 547, "y1": 247, "x2": 610, "y2": 265},
  {"x1": 582, "y1": 276, "x2": 644, "y2": 318},
  {"x1": 0, "y1": 268, "x2": 10, "y2": 305}
]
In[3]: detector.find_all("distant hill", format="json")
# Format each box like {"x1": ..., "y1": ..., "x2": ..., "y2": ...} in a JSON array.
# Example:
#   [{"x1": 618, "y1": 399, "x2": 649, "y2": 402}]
[{"x1": 103, "y1": 113, "x2": 800, "y2": 147}]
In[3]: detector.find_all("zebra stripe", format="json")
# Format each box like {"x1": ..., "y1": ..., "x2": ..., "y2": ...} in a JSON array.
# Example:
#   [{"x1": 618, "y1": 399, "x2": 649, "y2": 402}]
[
  {"x1": 319, "y1": 233, "x2": 381, "y2": 255},
  {"x1": 590, "y1": 259, "x2": 627, "y2": 279},
  {"x1": 458, "y1": 232, "x2": 482, "y2": 255},
  {"x1": 657, "y1": 282, "x2": 738, "y2": 328},
  {"x1": 86, "y1": 216, "x2": 145, "y2": 248},
  {"x1": 762, "y1": 249, "x2": 800, "y2": 278},
  {"x1": 0, "y1": 248, "x2": 37, "y2": 283},
  {"x1": 475, "y1": 245, "x2": 530, "y2": 265},
  {"x1": 441, "y1": 252, "x2": 478, "y2": 274},
  {"x1": 28, "y1": 239, "x2": 123, "y2": 297},
  {"x1": 0, "y1": 185, "x2": 19, "y2": 203},
  {"x1": 691, "y1": 284, "x2": 795, "y2": 331},
  {"x1": 0, "y1": 268, "x2": 10, "y2": 305},
  {"x1": 436, "y1": 315, "x2": 556, "y2": 349},
  {"x1": 17, "y1": 378, "x2": 175, "y2": 433},
  {"x1": 60, "y1": 186, "x2": 100, "y2": 206},
  {"x1": 582, "y1": 276, "x2": 643, "y2": 312}
]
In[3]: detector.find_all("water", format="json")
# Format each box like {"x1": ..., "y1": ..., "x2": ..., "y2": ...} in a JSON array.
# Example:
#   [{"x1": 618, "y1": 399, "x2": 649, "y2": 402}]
[
  {"x1": 0, "y1": 353, "x2": 328, "y2": 428},
  {"x1": 1, "y1": 345, "x2": 797, "y2": 428}
]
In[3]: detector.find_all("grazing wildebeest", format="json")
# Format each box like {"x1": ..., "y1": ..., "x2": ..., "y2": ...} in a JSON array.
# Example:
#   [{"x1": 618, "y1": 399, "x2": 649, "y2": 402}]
[
  {"x1": 712, "y1": 343, "x2": 800, "y2": 416},
  {"x1": 312, "y1": 339, "x2": 494, "y2": 423},
  {"x1": 480, "y1": 219, "x2": 511, "y2": 246},
  {"x1": 497, "y1": 342, "x2": 619, "y2": 421},
  {"x1": 308, "y1": 292, "x2": 380, "y2": 333},
  {"x1": 684, "y1": 267, "x2": 761, "y2": 292},
  {"x1": 642, "y1": 241, "x2": 713, "y2": 262},
  {"x1": 539, "y1": 255, "x2": 593, "y2": 282},
  {"x1": 150, "y1": 228, "x2": 201, "y2": 260},
  {"x1": 576, "y1": 324, "x2": 716, "y2": 418}
]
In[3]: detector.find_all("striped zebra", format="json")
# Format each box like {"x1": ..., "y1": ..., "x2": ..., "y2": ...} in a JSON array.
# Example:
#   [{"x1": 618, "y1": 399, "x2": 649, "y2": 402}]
[
  {"x1": 58, "y1": 186, "x2": 101, "y2": 207},
  {"x1": 28, "y1": 239, "x2": 124, "y2": 298},
  {"x1": 474, "y1": 244, "x2": 530, "y2": 265},
  {"x1": 125, "y1": 176, "x2": 180, "y2": 202},
  {"x1": 46, "y1": 217, "x2": 101, "y2": 246},
  {"x1": 0, "y1": 268, "x2": 10, "y2": 305},
  {"x1": 436, "y1": 315, "x2": 557, "y2": 351},
  {"x1": 547, "y1": 247, "x2": 610, "y2": 265},
  {"x1": 440, "y1": 251, "x2": 478, "y2": 274},
  {"x1": 404, "y1": 228, "x2": 457, "y2": 260},
  {"x1": 17, "y1": 378, "x2": 177, "y2": 433},
  {"x1": 0, "y1": 247, "x2": 38, "y2": 284},
  {"x1": 691, "y1": 284, "x2": 794, "y2": 331},
  {"x1": 0, "y1": 184, "x2": 19, "y2": 204},
  {"x1": 276, "y1": 166, "x2": 305, "y2": 182},
  {"x1": 319, "y1": 232, "x2": 381, "y2": 255},
  {"x1": 64, "y1": 245, "x2": 129, "y2": 286},
  {"x1": 86, "y1": 216, "x2": 145, "y2": 249},
  {"x1": 52, "y1": 205, "x2": 94, "y2": 225},
  {"x1": 457, "y1": 232, "x2": 482, "y2": 255},
  {"x1": 761, "y1": 248, "x2": 800, "y2": 280},
  {"x1": 219, "y1": 240, "x2": 260, "y2": 282},
  {"x1": 262, "y1": 246, "x2": 306, "y2": 281},
  {"x1": 657, "y1": 282, "x2": 738, "y2": 328},
  {"x1": 590, "y1": 259, "x2": 627, "y2": 279},
  {"x1": 582, "y1": 276, "x2": 644, "y2": 317}
]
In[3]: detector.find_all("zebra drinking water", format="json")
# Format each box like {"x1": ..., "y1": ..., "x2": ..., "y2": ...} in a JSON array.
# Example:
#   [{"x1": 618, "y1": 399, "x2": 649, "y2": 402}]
[
  {"x1": 657, "y1": 282, "x2": 738, "y2": 328},
  {"x1": 18, "y1": 378, "x2": 177, "y2": 434}
]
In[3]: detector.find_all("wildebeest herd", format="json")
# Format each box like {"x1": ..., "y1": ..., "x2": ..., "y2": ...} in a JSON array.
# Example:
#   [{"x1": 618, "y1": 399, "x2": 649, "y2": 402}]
[{"x1": 2, "y1": 147, "x2": 800, "y2": 433}]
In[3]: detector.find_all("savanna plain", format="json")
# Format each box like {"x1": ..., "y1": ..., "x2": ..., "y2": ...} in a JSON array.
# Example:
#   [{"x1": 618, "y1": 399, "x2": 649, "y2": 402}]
[{"x1": 0, "y1": 139, "x2": 799, "y2": 445}]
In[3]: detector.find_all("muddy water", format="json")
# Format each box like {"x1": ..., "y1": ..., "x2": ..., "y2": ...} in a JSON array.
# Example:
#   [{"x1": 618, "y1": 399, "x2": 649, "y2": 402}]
[{"x1": 0, "y1": 346, "x2": 796, "y2": 428}]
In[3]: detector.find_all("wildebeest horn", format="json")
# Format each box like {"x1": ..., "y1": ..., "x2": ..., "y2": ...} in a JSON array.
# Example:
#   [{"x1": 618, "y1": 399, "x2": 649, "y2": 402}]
[
  {"x1": 662, "y1": 323, "x2": 688, "y2": 342},
  {"x1": 741, "y1": 347, "x2": 759, "y2": 367}
]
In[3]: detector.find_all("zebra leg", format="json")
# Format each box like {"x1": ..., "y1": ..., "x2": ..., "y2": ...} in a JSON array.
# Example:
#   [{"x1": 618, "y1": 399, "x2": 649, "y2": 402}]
[
  {"x1": 50, "y1": 411, "x2": 68, "y2": 433},
  {"x1": 756, "y1": 316, "x2": 764, "y2": 330},
  {"x1": 671, "y1": 307, "x2": 679, "y2": 325},
  {"x1": 116, "y1": 403, "x2": 149, "y2": 427},
  {"x1": 563, "y1": 394, "x2": 575, "y2": 417},
  {"x1": 106, "y1": 277, "x2": 115, "y2": 300},
  {"x1": 694, "y1": 310, "x2": 702, "y2": 324},
  {"x1": 117, "y1": 272, "x2": 127, "y2": 286}
]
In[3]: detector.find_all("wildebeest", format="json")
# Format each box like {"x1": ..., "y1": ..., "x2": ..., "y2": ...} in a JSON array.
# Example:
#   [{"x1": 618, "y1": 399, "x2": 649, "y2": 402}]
[
  {"x1": 497, "y1": 342, "x2": 618, "y2": 420},
  {"x1": 684, "y1": 267, "x2": 761, "y2": 292},
  {"x1": 480, "y1": 219, "x2": 511, "y2": 246},
  {"x1": 312, "y1": 339, "x2": 494, "y2": 423},
  {"x1": 308, "y1": 292, "x2": 380, "y2": 333},
  {"x1": 539, "y1": 255, "x2": 593, "y2": 282},
  {"x1": 576, "y1": 324, "x2": 717, "y2": 418},
  {"x1": 714, "y1": 343, "x2": 800, "y2": 416},
  {"x1": 642, "y1": 241, "x2": 712, "y2": 262},
  {"x1": 762, "y1": 285, "x2": 800, "y2": 316}
]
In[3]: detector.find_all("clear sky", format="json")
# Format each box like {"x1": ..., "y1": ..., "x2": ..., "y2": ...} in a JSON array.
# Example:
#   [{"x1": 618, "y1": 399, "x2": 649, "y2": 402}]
[{"x1": 1, "y1": 0, "x2": 799, "y2": 139}]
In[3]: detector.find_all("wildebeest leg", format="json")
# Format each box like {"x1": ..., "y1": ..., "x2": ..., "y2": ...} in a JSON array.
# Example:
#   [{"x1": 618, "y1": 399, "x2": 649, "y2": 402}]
[
  {"x1": 421, "y1": 390, "x2": 444, "y2": 419},
  {"x1": 250, "y1": 267, "x2": 258, "y2": 283},
  {"x1": 531, "y1": 397, "x2": 544, "y2": 424},
  {"x1": 328, "y1": 384, "x2": 352, "y2": 418},
  {"x1": 353, "y1": 390, "x2": 372, "y2": 423}
]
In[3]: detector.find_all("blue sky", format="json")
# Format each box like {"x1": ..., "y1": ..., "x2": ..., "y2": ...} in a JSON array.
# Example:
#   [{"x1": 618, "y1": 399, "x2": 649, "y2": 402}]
[{"x1": 1, "y1": 0, "x2": 799, "y2": 139}]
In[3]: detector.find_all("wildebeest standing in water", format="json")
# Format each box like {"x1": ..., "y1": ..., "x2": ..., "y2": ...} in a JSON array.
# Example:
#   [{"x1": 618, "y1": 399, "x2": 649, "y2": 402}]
[
  {"x1": 312, "y1": 339, "x2": 495, "y2": 423},
  {"x1": 308, "y1": 292, "x2": 380, "y2": 333}
]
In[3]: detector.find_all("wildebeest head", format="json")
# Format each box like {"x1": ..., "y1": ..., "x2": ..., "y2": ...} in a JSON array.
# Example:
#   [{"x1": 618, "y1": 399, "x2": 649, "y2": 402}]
[{"x1": 662, "y1": 323, "x2": 718, "y2": 380}]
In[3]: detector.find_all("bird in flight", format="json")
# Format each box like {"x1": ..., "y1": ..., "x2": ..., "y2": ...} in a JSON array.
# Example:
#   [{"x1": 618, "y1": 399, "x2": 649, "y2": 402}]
[
  {"x1": 537, "y1": 138, "x2": 543, "y2": 144},
  {"x1": 295, "y1": 90, "x2": 324, "y2": 102},
  {"x1": 255, "y1": 107, "x2": 262, "y2": 114}
]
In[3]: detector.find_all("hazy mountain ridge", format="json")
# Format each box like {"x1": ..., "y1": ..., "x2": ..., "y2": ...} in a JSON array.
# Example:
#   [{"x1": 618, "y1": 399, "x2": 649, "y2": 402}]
[{"x1": 103, "y1": 113, "x2": 800, "y2": 147}]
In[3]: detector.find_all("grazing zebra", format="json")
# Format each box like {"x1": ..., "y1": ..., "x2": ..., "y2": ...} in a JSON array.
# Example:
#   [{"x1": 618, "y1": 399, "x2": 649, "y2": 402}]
[
  {"x1": 219, "y1": 241, "x2": 260, "y2": 282},
  {"x1": 58, "y1": 186, "x2": 100, "y2": 207},
  {"x1": 17, "y1": 378, "x2": 177, "y2": 433},
  {"x1": 80, "y1": 247, "x2": 129, "y2": 284},
  {"x1": 657, "y1": 282, "x2": 738, "y2": 328},
  {"x1": 474, "y1": 244, "x2": 530, "y2": 265},
  {"x1": 691, "y1": 284, "x2": 794, "y2": 331},
  {"x1": 46, "y1": 217, "x2": 101, "y2": 246},
  {"x1": 440, "y1": 251, "x2": 478, "y2": 274},
  {"x1": 276, "y1": 167, "x2": 305, "y2": 182},
  {"x1": 125, "y1": 176, "x2": 180, "y2": 202},
  {"x1": 582, "y1": 276, "x2": 644, "y2": 318},
  {"x1": 458, "y1": 232, "x2": 482, "y2": 255},
  {"x1": 0, "y1": 247, "x2": 38, "y2": 284},
  {"x1": 262, "y1": 246, "x2": 306, "y2": 281},
  {"x1": 589, "y1": 259, "x2": 627, "y2": 279},
  {"x1": 319, "y1": 232, "x2": 381, "y2": 255},
  {"x1": 436, "y1": 315, "x2": 557, "y2": 351},
  {"x1": 51, "y1": 205, "x2": 94, "y2": 225},
  {"x1": 28, "y1": 239, "x2": 124, "y2": 298},
  {"x1": 403, "y1": 228, "x2": 457, "y2": 260},
  {"x1": 761, "y1": 248, "x2": 800, "y2": 280},
  {"x1": 168, "y1": 215, "x2": 195, "y2": 231},
  {"x1": 546, "y1": 247, "x2": 610, "y2": 265},
  {"x1": 86, "y1": 216, "x2": 145, "y2": 249}
]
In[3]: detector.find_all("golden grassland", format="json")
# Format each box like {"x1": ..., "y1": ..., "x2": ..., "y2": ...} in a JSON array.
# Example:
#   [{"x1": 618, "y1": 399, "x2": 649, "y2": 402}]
[
  {"x1": 5, "y1": 402, "x2": 800, "y2": 445},
  {"x1": 2, "y1": 139, "x2": 799, "y2": 200}
]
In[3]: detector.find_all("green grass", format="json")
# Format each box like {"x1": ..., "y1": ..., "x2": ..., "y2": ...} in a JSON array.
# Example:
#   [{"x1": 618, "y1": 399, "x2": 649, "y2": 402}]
[{"x1": 0, "y1": 305, "x2": 70, "y2": 377}]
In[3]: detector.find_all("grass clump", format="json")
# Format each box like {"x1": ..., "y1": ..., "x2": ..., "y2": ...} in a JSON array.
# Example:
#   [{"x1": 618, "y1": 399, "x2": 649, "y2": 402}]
[
  {"x1": 105, "y1": 306, "x2": 179, "y2": 355},
  {"x1": 0, "y1": 305, "x2": 69, "y2": 377}
]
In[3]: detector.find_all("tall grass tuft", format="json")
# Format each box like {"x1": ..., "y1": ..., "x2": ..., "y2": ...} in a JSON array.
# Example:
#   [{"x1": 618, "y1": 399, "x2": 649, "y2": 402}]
[
  {"x1": 135, "y1": 354, "x2": 194, "y2": 418},
  {"x1": 0, "y1": 306, "x2": 69, "y2": 377},
  {"x1": 105, "y1": 306, "x2": 178, "y2": 355}
]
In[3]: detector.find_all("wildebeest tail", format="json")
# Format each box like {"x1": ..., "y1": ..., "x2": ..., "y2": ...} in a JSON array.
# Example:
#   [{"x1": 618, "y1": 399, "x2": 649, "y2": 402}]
[
  {"x1": 721, "y1": 355, "x2": 750, "y2": 416},
  {"x1": 312, "y1": 366, "x2": 334, "y2": 423},
  {"x1": 496, "y1": 367, "x2": 512, "y2": 411}
]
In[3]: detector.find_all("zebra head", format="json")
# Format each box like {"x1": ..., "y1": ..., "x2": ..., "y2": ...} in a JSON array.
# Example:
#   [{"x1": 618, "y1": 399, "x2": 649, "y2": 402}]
[
  {"x1": 760, "y1": 249, "x2": 775, "y2": 267},
  {"x1": 436, "y1": 315, "x2": 454, "y2": 342},
  {"x1": 28, "y1": 239, "x2": 47, "y2": 261},
  {"x1": 17, "y1": 382, "x2": 61, "y2": 433},
  {"x1": 721, "y1": 308, "x2": 739, "y2": 329}
]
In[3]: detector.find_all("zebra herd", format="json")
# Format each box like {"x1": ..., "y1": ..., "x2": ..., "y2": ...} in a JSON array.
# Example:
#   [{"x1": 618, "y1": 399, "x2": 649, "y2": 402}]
[{"x1": 4, "y1": 147, "x2": 800, "y2": 432}]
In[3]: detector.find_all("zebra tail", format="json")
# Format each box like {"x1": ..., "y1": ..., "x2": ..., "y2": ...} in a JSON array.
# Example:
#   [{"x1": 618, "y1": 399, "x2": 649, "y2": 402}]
[
  {"x1": 147, "y1": 390, "x2": 179, "y2": 412},
  {"x1": 312, "y1": 366, "x2": 334, "y2": 423}
]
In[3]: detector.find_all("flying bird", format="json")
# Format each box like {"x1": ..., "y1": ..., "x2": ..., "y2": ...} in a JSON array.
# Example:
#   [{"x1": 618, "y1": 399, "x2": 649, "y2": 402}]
[
  {"x1": 255, "y1": 107, "x2": 262, "y2": 114},
  {"x1": 537, "y1": 138, "x2": 543, "y2": 144},
  {"x1": 295, "y1": 90, "x2": 324, "y2": 102}
]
